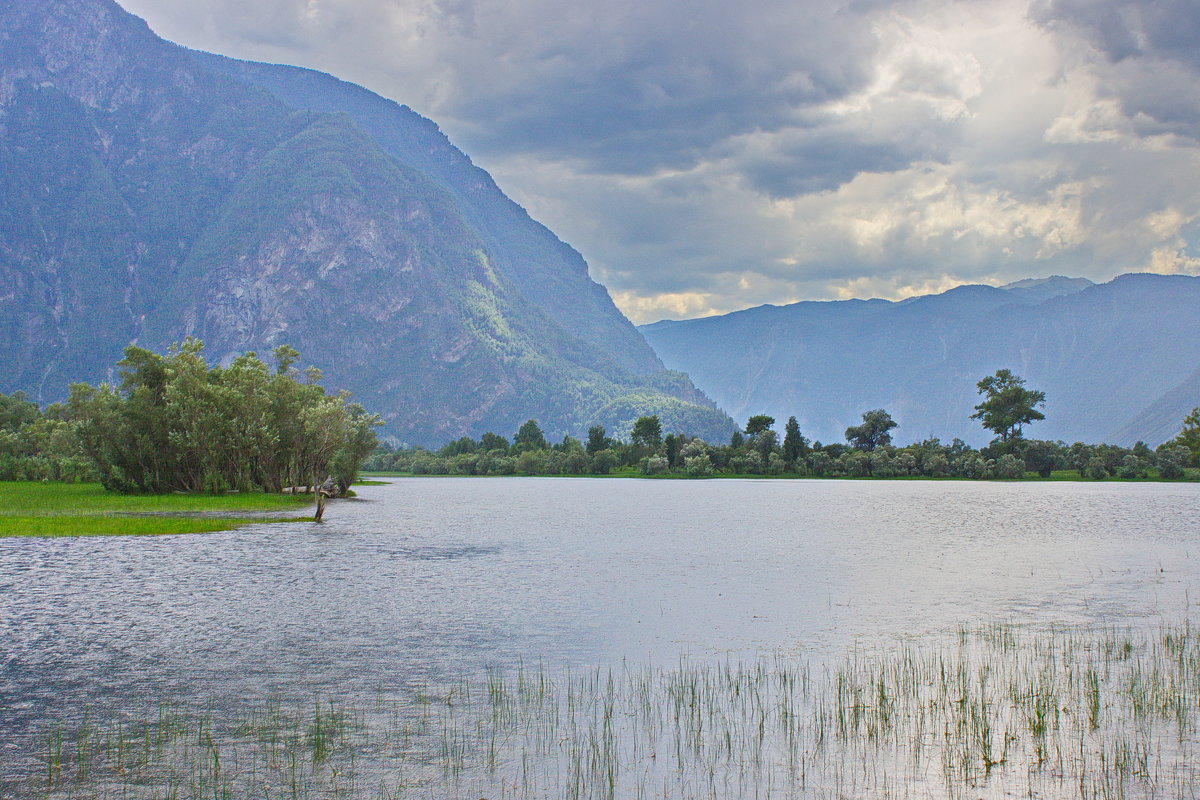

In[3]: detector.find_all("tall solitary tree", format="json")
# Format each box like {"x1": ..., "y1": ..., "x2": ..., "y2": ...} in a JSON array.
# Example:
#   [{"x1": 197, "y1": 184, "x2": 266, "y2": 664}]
[
  {"x1": 782, "y1": 416, "x2": 809, "y2": 465},
  {"x1": 845, "y1": 409, "x2": 897, "y2": 451},
  {"x1": 970, "y1": 369, "x2": 1046, "y2": 442}
]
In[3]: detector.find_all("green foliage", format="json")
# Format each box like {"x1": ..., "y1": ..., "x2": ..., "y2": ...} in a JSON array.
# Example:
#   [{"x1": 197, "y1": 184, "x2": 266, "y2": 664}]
[
  {"x1": 630, "y1": 415, "x2": 663, "y2": 451},
  {"x1": 0, "y1": 391, "x2": 96, "y2": 483},
  {"x1": 755, "y1": 429, "x2": 779, "y2": 462},
  {"x1": 0, "y1": 391, "x2": 40, "y2": 431},
  {"x1": 480, "y1": 432, "x2": 510, "y2": 452},
  {"x1": 994, "y1": 453, "x2": 1027, "y2": 479},
  {"x1": 745, "y1": 415, "x2": 775, "y2": 438},
  {"x1": 1021, "y1": 440, "x2": 1065, "y2": 478},
  {"x1": 640, "y1": 456, "x2": 670, "y2": 475},
  {"x1": 66, "y1": 340, "x2": 380, "y2": 493},
  {"x1": 782, "y1": 416, "x2": 809, "y2": 466},
  {"x1": 845, "y1": 410, "x2": 898, "y2": 451},
  {"x1": 513, "y1": 419, "x2": 548, "y2": 453},
  {"x1": 971, "y1": 369, "x2": 1046, "y2": 442},
  {"x1": 590, "y1": 450, "x2": 618, "y2": 475},
  {"x1": 585, "y1": 426, "x2": 611, "y2": 455},
  {"x1": 1168, "y1": 407, "x2": 1200, "y2": 466},
  {"x1": 364, "y1": 407, "x2": 1197, "y2": 482},
  {"x1": 1156, "y1": 446, "x2": 1191, "y2": 479}
]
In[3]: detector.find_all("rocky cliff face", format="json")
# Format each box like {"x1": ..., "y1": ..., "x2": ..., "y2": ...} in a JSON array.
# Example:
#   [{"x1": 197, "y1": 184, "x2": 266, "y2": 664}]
[
  {"x1": 0, "y1": 0, "x2": 734, "y2": 444},
  {"x1": 641, "y1": 274, "x2": 1200, "y2": 446}
]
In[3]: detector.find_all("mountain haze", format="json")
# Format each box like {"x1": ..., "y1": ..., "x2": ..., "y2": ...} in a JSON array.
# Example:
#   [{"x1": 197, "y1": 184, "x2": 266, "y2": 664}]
[
  {"x1": 0, "y1": 0, "x2": 734, "y2": 444},
  {"x1": 641, "y1": 274, "x2": 1200, "y2": 447}
]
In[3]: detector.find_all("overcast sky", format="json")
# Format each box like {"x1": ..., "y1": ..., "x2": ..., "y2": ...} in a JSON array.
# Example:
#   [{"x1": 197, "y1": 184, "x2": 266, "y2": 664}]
[{"x1": 118, "y1": 0, "x2": 1200, "y2": 323}]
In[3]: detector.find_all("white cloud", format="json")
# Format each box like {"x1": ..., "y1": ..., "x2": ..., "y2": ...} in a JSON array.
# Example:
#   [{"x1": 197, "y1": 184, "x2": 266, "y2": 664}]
[{"x1": 117, "y1": 0, "x2": 1200, "y2": 322}]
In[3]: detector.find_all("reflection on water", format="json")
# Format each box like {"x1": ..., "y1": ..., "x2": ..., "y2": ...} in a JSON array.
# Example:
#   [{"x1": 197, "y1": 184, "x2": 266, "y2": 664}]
[{"x1": 1, "y1": 478, "x2": 1198, "y2": 790}]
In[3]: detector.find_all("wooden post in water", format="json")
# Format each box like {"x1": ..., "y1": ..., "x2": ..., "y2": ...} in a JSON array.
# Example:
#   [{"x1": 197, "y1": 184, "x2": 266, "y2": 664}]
[{"x1": 315, "y1": 488, "x2": 326, "y2": 521}]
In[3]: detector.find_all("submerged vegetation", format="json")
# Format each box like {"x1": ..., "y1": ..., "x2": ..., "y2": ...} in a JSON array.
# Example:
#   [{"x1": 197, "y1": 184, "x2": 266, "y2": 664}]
[{"x1": 18, "y1": 619, "x2": 1200, "y2": 799}]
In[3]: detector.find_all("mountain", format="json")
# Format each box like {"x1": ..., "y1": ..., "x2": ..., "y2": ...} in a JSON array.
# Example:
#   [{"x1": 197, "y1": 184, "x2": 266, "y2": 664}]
[
  {"x1": 0, "y1": 0, "x2": 734, "y2": 445},
  {"x1": 640, "y1": 274, "x2": 1200, "y2": 446}
]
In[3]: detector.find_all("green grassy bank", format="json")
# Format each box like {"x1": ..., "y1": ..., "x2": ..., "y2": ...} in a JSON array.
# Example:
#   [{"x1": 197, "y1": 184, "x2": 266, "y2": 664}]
[{"x1": 0, "y1": 482, "x2": 314, "y2": 538}]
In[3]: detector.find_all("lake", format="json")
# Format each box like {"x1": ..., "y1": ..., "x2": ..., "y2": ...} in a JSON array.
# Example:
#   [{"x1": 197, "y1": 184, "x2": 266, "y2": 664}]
[{"x1": 2, "y1": 477, "x2": 1199, "y2": 797}]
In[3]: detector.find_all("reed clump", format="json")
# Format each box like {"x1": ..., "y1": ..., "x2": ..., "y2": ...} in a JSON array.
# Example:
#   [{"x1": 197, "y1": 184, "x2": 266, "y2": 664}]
[{"x1": 17, "y1": 619, "x2": 1200, "y2": 799}]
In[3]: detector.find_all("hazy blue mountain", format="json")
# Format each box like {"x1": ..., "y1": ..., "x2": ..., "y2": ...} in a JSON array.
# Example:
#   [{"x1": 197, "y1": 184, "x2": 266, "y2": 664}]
[
  {"x1": 0, "y1": 0, "x2": 734, "y2": 444},
  {"x1": 641, "y1": 274, "x2": 1200, "y2": 446}
]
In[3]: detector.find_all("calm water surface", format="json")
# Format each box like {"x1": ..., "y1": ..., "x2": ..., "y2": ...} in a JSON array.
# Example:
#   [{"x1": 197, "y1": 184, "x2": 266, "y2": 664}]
[{"x1": 1, "y1": 478, "x2": 1198, "y2": 773}]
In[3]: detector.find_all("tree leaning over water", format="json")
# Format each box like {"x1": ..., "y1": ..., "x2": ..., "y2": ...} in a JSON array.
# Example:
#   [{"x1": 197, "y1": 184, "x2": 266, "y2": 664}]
[{"x1": 67, "y1": 339, "x2": 381, "y2": 494}]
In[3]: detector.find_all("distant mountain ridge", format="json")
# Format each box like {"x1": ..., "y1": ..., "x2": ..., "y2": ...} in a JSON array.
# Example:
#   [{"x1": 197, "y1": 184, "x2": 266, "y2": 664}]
[
  {"x1": 640, "y1": 273, "x2": 1200, "y2": 446},
  {"x1": 0, "y1": 0, "x2": 734, "y2": 444}
]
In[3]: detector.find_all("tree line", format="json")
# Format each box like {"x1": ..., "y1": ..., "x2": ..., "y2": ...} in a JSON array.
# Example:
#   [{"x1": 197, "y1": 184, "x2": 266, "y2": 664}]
[
  {"x1": 365, "y1": 370, "x2": 1199, "y2": 480},
  {"x1": 0, "y1": 340, "x2": 380, "y2": 493}
]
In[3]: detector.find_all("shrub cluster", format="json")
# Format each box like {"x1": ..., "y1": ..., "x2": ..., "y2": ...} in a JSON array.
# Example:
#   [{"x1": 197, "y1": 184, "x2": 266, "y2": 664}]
[
  {"x1": 0, "y1": 392, "x2": 97, "y2": 482},
  {"x1": 63, "y1": 340, "x2": 380, "y2": 494}
]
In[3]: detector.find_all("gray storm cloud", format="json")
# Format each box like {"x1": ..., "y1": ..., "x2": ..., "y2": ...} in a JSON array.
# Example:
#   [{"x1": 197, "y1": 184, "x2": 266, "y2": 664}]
[{"x1": 119, "y1": 0, "x2": 1200, "y2": 322}]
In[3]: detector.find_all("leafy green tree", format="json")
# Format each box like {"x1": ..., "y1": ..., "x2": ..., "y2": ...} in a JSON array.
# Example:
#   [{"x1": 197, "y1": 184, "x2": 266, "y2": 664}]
[
  {"x1": 562, "y1": 450, "x2": 589, "y2": 474},
  {"x1": 744, "y1": 415, "x2": 775, "y2": 439},
  {"x1": 664, "y1": 433, "x2": 681, "y2": 467},
  {"x1": 516, "y1": 450, "x2": 545, "y2": 475},
  {"x1": 480, "y1": 432, "x2": 509, "y2": 452},
  {"x1": 1067, "y1": 442, "x2": 1093, "y2": 477},
  {"x1": 1168, "y1": 407, "x2": 1200, "y2": 465},
  {"x1": 0, "y1": 391, "x2": 41, "y2": 432},
  {"x1": 970, "y1": 369, "x2": 1046, "y2": 442},
  {"x1": 640, "y1": 456, "x2": 669, "y2": 475},
  {"x1": 513, "y1": 419, "x2": 547, "y2": 452},
  {"x1": 994, "y1": 453, "x2": 1026, "y2": 479},
  {"x1": 729, "y1": 430, "x2": 745, "y2": 448},
  {"x1": 1117, "y1": 454, "x2": 1147, "y2": 479},
  {"x1": 441, "y1": 437, "x2": 478, "y2": 457},
  {"x1": 554, "y1": 435, "x2": 584, "y2": 453},
  {"x1": 845, "y1": 409, "x2": 898, "y2": 451},
  {"x1": 1021, "y1": 440, "x2": 1064, "y2": 478},
  {"x1": 1156, "y1": 445, "x2": 1191, "y2": 479},
  {"x1": 782, "y1": 416, "x2": 808, "y2": 466},
  {"x1": 630, "y1": 415, "x2": 663, "y2": 451},
  {"x1": 329, "y1": 402, "x2": 384, "y2": 494},
  {"x1": 67, "y1": 339, "x2": 379, "y2": 493},
  {"x1": 590, "y1": 449, "x2": 618, "y2": 474},
  {"x1": 684, "y1": 453, "x2": 713, "y2": 476},
  {"x1": 586, "y1": 425, "x2": 611, "y2": 455},
  {"x1": 755, "y1": 429, "x2": 779, "y2": 462},
  {"x1": 1085, "y1": 456, "x2": 1109, "y2": 480}
]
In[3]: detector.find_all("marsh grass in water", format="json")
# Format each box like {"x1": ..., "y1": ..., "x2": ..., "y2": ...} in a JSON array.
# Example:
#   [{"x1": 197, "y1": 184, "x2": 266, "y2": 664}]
[
  {"x1": 17, "y1": 619, "x2": 1200, "y2": 799},
  {"x1": 0, "y1": 482, "x2": 314, "y2": 537}
]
